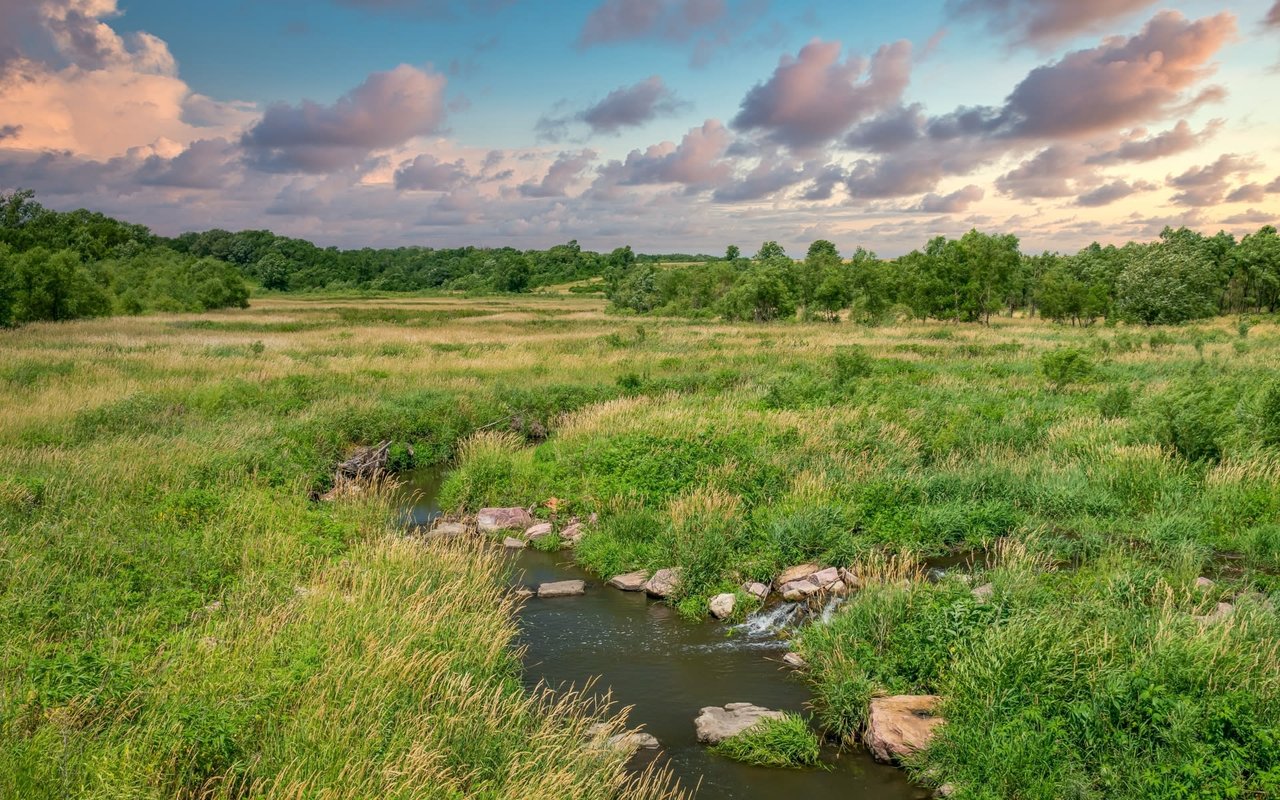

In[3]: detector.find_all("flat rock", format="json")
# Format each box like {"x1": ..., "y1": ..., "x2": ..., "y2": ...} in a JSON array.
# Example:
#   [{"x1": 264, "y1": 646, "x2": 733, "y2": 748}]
[
  {"x1": 1194, "y1": 601, "x2": 1234, "y2": 625},
  {"x1": 513, "y1": 587, "x2": 534, "y2": 600},
  {"x1": 525, "y1": 522, "x2": 554, "y2": 541},
  {"x1": 709, "y1": 593, "x2": 736, "y2": 619},
  {"x1": 780, "y1": 579, "x2": 823, "y2": 602},
  {"x1": 809, "y1": 567, "x2": 841, "y2": 587},
  {"x1": 608, "y1": 731, "x2": 660, "y2": 753},
  {"x1": 502, "y1": 537, "x2": 526, "y2": 549},
  {"x1": 426, "y1": 521, "x2": 468, "y2": 539},
  {"x1": 971, "y1": 583, "x2": 994, "y2": 602},
  {"x1": 782, "y1": 652, "x2": 806, "y2": 669},
  {"x1": 694, "y1": 703, "x2": 786, "y2": 744},
  {"x1": 608, "y1": 570, "x2": 650, "y2": 592},
  {"x1": 537, "y1": 580, "x2": 586, "y2": 598},
  {"x1": 1194, "y1": 576, "x2": 1215, "y2": 590},
  {"x1": 777, "y1": 563, "x2": 823, "y2": 586},
  {"x1": 560, "y1": 522, "x2": 584, "y2": 544},
  {"x1": 743, "y1": 581, "x2": 769, "y2": 601},
  {"x1": 644, "y1": 568, "x2": 681, "y2": 598},
  {"x1": 477, "y1": 507, "x2": 533, "y2": 533},
  {"x1": 863, "y1": 695, "x2": 943, "y2": 764}
]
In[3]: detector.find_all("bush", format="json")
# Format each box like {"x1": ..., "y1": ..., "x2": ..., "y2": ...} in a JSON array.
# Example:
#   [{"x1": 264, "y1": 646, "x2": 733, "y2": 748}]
[
  {"x1": 1098, "y1": 385, "x2": 1134, "y2": 419},
  {"x1": 711, "y1": 714, "x2": 823, "y2": 768},
  {"x1": 1154, "y1": 383, "x2": 1230, "y2": 463},
  {"x1": 1040, "y1": 348, "x2": 1093, "y2": 391},
  {"x1": 1259, "y1": 382, "x2": 1280, "y2": 448}
]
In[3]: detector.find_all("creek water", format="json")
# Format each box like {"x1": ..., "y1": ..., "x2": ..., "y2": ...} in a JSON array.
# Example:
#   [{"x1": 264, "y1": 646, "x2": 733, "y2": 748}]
[{"x1": 397, "y1": 468, "x2": 926, "y2": 800}]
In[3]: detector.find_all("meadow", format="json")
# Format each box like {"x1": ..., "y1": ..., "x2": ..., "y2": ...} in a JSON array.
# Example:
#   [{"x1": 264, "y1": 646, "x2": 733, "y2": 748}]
[{"x1": 3, "y1": 293, "x2": 1279, "y2": 798}]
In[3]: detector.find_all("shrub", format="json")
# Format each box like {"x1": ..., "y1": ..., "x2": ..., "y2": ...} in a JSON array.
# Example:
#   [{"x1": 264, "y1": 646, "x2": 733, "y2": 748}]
[
  {"x1": 1260, "y1": 382, "x2": 1280, "y2": 448},
  {"x1": 1098, "y1": 385, "x2": 1133, "y2": 419},
  {"x1": 1154, "y1": 383, "x2": 1230, "y2": 463},
  {"x1": 1040, "y1": 348, "x2": 1093, "y2": 391},
  {"x1": 711, "y1": 714, "x2": 823, "y2": 768}
]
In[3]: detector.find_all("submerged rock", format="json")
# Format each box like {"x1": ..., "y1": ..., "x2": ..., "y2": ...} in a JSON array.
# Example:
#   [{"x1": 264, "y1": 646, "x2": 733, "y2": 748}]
[
  {"x1": 608, "y1": 570, "x2": 650, "y2": 592},
  {"x1": 709, "y1": 593, "x2": 736, "y2": 620},
  {"x1": 513, "y1": 586, "x2": 534, "y2": 600},
  {"x1": 477, "y1": 507, "x2": 533, "y2": 533},
  {"x1": 537, "y1": 580, "x2": 586, "y2": 598},
  {"x1": 524, "y1": 522, "x2": 554, "y2": 541},
  {"x1": 695, "y1": 703, "x2": 786, "y2": 744},
  {"x1": 502, "y1": 537, "x2": 526, "y2": 549},
  {"x1": 862, "y1": 695, "x2": 944, "y2": 764},
  {"x1": 587, "y1": 724, "x2": 660, "y2": 754},
  {"x1": 782, "y1": 652, "x2": 806, "y2": 669},
  {"x1": 643, "y1": 568, "x2": 681, "y2": 598}
]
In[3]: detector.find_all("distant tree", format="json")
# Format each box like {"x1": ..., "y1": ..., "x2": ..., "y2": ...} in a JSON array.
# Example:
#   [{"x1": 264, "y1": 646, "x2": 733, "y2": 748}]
[
  {"x1": 725, "y1": 244, "x2": 740, "y2": 261},
  {"x1": 255, "y1": 253, "x2": 293, "y2": 291},
  {"x1": 1234, "y1": 226, "x2": 1280, "y2": 313},
  {"x1": 719, "y1": 265, "x2": 796, "y2": 322},
  {"x1": 755, "y1": 241, "x2": 787, "y2": 261},
  {"x1": 11, "y1": 248, "x2": 111, "y2": 322},
  {"x1": 1116, "y1": 229, "x2": 1222, "y2": 324},
  {"x1": 495, "y1": 257, "x2": 530, "y2": 293},
  {"x1": 608, "y1": 245, "x2": 636, "y2": 269},
  {"x1": 0, "y1": 244, "x2": 14, "y2": 326}
]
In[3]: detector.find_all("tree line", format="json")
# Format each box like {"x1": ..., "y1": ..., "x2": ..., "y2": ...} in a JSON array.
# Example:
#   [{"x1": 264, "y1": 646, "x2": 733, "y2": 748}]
[{"x1": 606, "y1": 226, "x2": 1280, "y2": 325}]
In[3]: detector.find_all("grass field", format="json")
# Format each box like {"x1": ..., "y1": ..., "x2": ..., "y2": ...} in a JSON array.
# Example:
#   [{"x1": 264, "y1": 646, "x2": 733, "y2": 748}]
[{"x1": 3, "y1": 294, "x2": 1279, "y2": 798}]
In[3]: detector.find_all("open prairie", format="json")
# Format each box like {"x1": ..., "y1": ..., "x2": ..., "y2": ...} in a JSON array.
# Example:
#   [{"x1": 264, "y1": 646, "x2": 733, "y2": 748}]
[{"x1": 4, "y1": 295, "x2": 1279, "y2": 798}]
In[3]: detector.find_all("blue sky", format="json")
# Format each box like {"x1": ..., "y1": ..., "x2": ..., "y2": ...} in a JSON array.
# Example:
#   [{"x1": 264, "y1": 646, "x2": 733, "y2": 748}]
[{"x1": 0, "y1": 0, "x2": 1277, "y2": 255}]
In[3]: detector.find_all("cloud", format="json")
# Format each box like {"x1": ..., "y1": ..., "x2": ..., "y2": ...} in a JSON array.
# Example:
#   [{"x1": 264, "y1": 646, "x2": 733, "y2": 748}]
[
  {"x1": 577, "y1": 0, "x2": 725, "y2": 46},
  {"x1": 712, "y1": 157, "x2": 810, "y2": 202},
  {"x1": 732, "y1": 39, "x2": 912, "y2": 151},
  {"x1": 913, "y1": 184, "x2": 985, "y2": 213},
  {"x1": 394, "y1": 153, "x2": 470, "y2": 190},
  {"x1": 242, "y1": 64, "x2": 447, "y2": 173},
  {"x1": 996, "y1": 144, "x2": 1091, "y2": 199},
  {"x1": 1076, "y1": 178, "x2": 1155, "y2": 207},
  {"x1": 1222, "y1": 209, "x2": 1274, "y2": 225},
  {"x1": 1269, "y1": 176, "x2": 1280, "y2": 193},
  {"x1": 593, "y1": 119, "x2": 732, "y2": 195},
  {"x1": 136, "y1": 137, "x2": 238, "y2": 189},
  {"x1": 518, "y1": 149, "x2": 595, "y2": 197},
  {"x1": 581, "y1": 76, "x2": 685, "y2": 135},
  {"x1": 1226, "y1": 183, "x2": 1267, "y2": 204},
  {"x1": 0, "y1": 124, "x2": 20, "y2": 140},
  {"x1": 844, "y1": 104, "x2": 925, "y2": 153},
  {"x1": 947, "y1": 0, "x2": 1159, "y2": 47},
  {"x1": 1268, "y1": 2, "x2": 1280, "y2": 28},
  {"x1": 1167, "y1": 154, "x2": 1258, "y2": 206},
  {"x1": 1087, "y1": 119, "x2": 1219, "y2": 164},
  {"x1": 537, "y1": 76, "x2": 686, "y2": 141},
  {"x1": 994, "y1": 11, "x2": 1235, "y2": 140}
]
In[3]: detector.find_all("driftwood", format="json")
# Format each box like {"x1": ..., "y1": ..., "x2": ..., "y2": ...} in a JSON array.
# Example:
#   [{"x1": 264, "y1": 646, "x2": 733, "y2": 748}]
[{"x1": 336, "y1": 440, "x2": 391, "y2": 482}]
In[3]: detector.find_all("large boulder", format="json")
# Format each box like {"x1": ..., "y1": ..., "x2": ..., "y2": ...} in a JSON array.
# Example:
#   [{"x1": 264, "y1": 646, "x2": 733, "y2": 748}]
[
  {"x1": 777, "y1": 563, "x2": 823, "y2": 586},
  {"x1": 608, "y1": 570, "x2": 650, "y2": 592},
  {"x1": 862, "y1": 695, "x2": 943, "y2": 764},
  {"x1": 809, "y1": 567, "x2": 841, "y2": 588},
  {"x1": 537, "y1": 580, "x2": 586, "y2": 598},
  {"x1": 780, "y1": 580, "x2": 823, "y2": 602},
  {"x1": 477, "y1": 507, "x2": 533, "y2": 533},
  {"x1": 709, "y1": 593, "x2": 736, "y2": 620},
  {"x1": 694, "y1": 703, "x2": 786, "y2": 744},
  {"x1": 643, "y1": 568, "x2": 681, "y2": 599}
]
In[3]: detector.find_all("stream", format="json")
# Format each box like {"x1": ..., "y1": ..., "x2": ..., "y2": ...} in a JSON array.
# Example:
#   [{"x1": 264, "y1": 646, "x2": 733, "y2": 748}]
[{"x1": 397, "y1": 467, "x2": 926, "y2": 800}]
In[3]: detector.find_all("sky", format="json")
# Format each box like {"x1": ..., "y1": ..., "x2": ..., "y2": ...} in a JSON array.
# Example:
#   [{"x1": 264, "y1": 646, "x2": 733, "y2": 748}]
[{"x1": 0, "y1": 0, "x2": 1278, "y2": 256}]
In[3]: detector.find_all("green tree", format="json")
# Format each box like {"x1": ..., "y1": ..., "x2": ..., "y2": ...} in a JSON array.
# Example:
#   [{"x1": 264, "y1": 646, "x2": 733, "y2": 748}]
[
  {"x1": 1116, "y1": 229, "x2": 1222, "y2": 324},
  {"x1": 725, "y1": 244, "x2": 740, "y2": 261},
  {"x1": 11, "y1": 248, "x2": 112, "y2": 322},
  {"x1": 755, "y1": 241, "x2": 787, "y2": 261},
  {"x1": 719, "y1": 265, "x2": 796, "y2": 322}
]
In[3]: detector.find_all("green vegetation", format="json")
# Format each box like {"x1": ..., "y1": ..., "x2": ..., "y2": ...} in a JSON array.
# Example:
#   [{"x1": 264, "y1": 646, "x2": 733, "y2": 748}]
[
  {"x1": 0, "y1": 296, "x2": 683, "y2": 799},
  {"x1": 711, "y1": 714, "x2": 824, "y2": 769}
]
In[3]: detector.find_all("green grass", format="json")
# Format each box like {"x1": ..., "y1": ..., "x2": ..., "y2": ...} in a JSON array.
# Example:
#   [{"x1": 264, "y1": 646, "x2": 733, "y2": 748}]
[{"x1": 711, "y1": 714, "x2": 824, "y2": 768}]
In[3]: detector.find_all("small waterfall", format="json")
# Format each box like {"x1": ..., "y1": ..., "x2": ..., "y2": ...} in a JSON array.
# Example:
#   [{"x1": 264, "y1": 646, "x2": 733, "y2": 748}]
[
  {"x1": 818, "y1": 596, "x2": 844, "y2": 624},
  {"x1": 733, "y1": 602, "x2": 803, "y2": 637}
]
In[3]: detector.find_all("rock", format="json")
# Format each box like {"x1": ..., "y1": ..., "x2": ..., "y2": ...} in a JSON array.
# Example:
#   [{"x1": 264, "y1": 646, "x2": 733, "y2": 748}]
[
  {"x1": 537, "y1": 580, "x2": 586, "y2": 598},
  {"x1": 525, "y1": 522, "x2": 554, "y2": 541},
  {"x1": 608, "y1": 570, "x2": 650, "y2": 592},
  {"x1": 839, "y1": 567, "x2": 862, "y2": 591},
  {"x1": 743, "y1": 581, "x2": 769, "y2": 601},
  {"x1": 935, "y1": 784, "x2": 956, "y2": 798},
  {"x1": 809, "y1": 567, "x2": 841, "y2": 588},
  {"x1": 782, "y1": 652, "x2": 806, "y2": 669},
  {"x1": 1194, "y1": 576, "x2": 1215, "y2": 590},
  {"x1": 862, "y1": 695, "x2": 943, "y2": 764},
  {"x1": 427, "y1": 521, "x2": 468, "y2": 539},
  {"x1": 513, "y1": 587, "x2": 534, "y2": 600},
  {"x1": 608, "y1": 731, "x2": 660, "y2": 753},
  {"x1": 709, "y1": 593, "x2": 736, "y2": 619},
  {"x1": 1194, "y1": 601, "x2": 1234, "y2": 625},
  {"x1": 971, "y1": 583, "x2": 994, "y2": 602},
  {"x1": 694, "y1": 703, "x2": 786, "y2": 744},
  {"x1": 560, "y1": 522, "x2": 584, "y2": 544},
  {"x1": 502, "y1": 537, "x2": 526, "y2": 549},
  {"x1": 477, "y1": 507, "x2": 533, "y2": 533},
  {"x1": 777, "y1": 563, "x2": 823, "y2": 586},
  {"x1": 643, "y1": 568, "x2": 681, "y2": 598},
  {"x1": 830, "y1": 580, "x2": 848, "y2": 596},
  {"x1": 780, "y1": 579, "x2": 822, "y2": 602}
]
